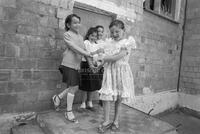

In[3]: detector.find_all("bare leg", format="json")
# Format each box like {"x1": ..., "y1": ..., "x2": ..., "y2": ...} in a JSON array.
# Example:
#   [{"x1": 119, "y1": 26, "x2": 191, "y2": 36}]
[
  {"x1": 65, "y1": 85, "x2": 79, "y2": 121},
  {"x1": 113, "y1": 95, "x2": 122, "y2": 125},
  {"x1": 87, "y1": 91, "x2": 93, "y2": 107},
  {"x1": 80, "y1": 91, "x2": 87, "y2": 108},
  {"x1": 52, "y1": 83, "x2": 69, "y2": 110},
  {"x1": 102, "y1": 100, "x2": 111, "y2": 125}
]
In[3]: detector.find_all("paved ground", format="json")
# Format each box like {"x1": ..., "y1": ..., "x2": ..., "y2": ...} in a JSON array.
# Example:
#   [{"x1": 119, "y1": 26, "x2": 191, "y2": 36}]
[
  {"x1": 1, "y1": 103, "x2": 177, "y2": 134},
  {"x1": 36, "y1": 103, "x2": 176, "y2": 134},
  {"x1": 156, "y1": 109, "x2": 200, "y2": 134}
]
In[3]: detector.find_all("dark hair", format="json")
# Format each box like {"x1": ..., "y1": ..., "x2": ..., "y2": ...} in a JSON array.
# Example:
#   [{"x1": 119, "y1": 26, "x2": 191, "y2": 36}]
[
  {"x1": 65, "y1": 14, "x2": 81, "y2": 31},
  {"x1": 84, "y1": 27, "x2": 98, "y2": 40},
  {"x1": 96, "y1": 25, "x2": 104, "y2": 31},
  {"x1": 109, "y1": 19, "x2": 125, "y2": 30}
]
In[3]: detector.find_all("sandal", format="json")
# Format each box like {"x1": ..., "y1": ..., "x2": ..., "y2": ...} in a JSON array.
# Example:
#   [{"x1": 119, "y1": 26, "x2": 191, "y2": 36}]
[
  {"x1": 64, "y1": 111, "x2": 78, "y2": 123},
  {"x1": 110, "y1": 123, "x2": 120, "y2": 131},
  {"x1": 98, "y1": 122, "x2": 112, "y2": 133},
  {"x1": 52, "y1": 95, "x2": 61, "y2": 111}
]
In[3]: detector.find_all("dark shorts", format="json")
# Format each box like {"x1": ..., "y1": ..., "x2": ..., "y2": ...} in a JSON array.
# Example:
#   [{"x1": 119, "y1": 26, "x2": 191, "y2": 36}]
[{"x1": 58, "y1": 65, "x2": 79, "y2": 86}]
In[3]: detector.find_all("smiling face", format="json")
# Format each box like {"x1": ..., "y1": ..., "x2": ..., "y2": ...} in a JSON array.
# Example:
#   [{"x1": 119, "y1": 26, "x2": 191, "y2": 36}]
[
  {"x1": 67, "y1": 16, "x2": 81, "y2": 33},
  {"x1": 88, "y1": 32, "x2": 97, "y2": 43},
  {"x1": 109, "y1": 25, "x2": 124, "y2": 41},
  {"x1": 97, "y1": 27, "x2": 104, "y2": 40}
]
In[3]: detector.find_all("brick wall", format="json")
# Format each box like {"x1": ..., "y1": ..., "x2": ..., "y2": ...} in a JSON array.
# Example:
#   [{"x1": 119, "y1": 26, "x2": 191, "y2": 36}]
[
  {"x1": 129, "y1": 1, "x2": 185, "y2": 95},
  {"x1": 0, "y1": 0, "x2": 73, "y2": 113},
  {"x1": 179, "y1": 0, "x2": 200, "y2": 95},
  {"x1": 0, "y1": 0, "x2": 186, "y2": 113}
]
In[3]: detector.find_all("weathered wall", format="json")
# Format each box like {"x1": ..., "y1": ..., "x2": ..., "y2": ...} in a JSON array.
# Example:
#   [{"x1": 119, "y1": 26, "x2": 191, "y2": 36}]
[
  {"x1": 0, "y1": 0, "x2": 186, "y2": 113},
  {"x1": 179, "y1": 0, "x2": 200, "y2": 112},
  {"x1": 0, "y1": 0, "x2": 72, "y2": 112}
]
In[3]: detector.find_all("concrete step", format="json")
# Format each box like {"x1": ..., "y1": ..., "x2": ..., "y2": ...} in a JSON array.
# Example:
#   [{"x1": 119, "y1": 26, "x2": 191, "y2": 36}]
[
  {"x1": 10, "y1": 121, "x2": 44, "y2": 134},
  {"x1": 35, "y1": 104, "x2": 178, "y2": 134}
]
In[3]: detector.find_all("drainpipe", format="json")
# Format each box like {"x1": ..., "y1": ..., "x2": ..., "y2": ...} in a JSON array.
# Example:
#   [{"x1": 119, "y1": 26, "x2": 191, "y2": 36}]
[{"x1": 177, "y1": 0, "x2": 188, "y2": 92}]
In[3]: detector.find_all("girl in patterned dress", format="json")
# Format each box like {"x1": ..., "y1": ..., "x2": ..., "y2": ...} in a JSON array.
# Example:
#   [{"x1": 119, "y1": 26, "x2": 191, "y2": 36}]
[{"x1": 97, "y1": 20, "x2": 136, "y2": 133}]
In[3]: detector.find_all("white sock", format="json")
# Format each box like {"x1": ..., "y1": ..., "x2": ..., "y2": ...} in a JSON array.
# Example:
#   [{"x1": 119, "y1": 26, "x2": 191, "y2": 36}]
[
  {"x1": 88, "y1": 101, "x2": 93, "y2": 107},
  {"x1": 67, "y1": 93, "x2": 74, "y2": 111},
  {"x1": 58, "y1": 88, "x2": 69, "y2": 99},
  {"x1": 80, "y1": 102, "x2": 86, "y2": 108}
]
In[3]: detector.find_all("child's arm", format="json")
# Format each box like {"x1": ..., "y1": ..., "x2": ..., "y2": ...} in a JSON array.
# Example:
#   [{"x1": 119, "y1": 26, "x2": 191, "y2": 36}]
[
  {"x1": 103, "y1": 49, "x2": 128, "y2": 62},
  {"x1": 90, "y1": 48, "x2": 104, "y2": 55},
  {"x1": 64, "y1": 33, "x2": 90, "y2": 57},
  {"x1": 86, "y1": 57, "x2": 95, "y2": 68}
]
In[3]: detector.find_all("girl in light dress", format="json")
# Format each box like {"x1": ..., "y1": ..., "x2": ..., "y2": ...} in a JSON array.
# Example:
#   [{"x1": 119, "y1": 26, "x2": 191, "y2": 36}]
[
  {"x1": 79, "y1": 27, "x2": 104, "y2": 111},
  {"x1": 96, "y1": 20, "x2": 136, "y2": 133}
]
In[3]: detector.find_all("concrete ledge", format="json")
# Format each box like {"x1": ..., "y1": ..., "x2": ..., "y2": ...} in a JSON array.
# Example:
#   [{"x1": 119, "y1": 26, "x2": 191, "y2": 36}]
[
  {"x1": 125, "y1": 90, "x2": 179, "y2": 115},
  {"x1": 178, "y1": 93, "x2": 200, "y2": 113}
]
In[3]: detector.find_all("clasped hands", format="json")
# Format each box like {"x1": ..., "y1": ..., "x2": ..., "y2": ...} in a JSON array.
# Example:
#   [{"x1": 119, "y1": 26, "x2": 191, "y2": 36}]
[{"x1": 88, "y1": 48, "x2": 104, "y2": 73}]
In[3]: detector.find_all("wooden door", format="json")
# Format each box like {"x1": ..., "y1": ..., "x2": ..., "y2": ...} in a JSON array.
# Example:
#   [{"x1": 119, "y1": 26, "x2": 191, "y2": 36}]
[{"x1": 73, "y1": 5, "x2": 115, "y2": 39}]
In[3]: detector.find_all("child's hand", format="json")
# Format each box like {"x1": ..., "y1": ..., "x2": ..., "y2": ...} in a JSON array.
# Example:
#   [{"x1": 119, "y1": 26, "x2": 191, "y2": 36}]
[{"x1": 96, "y1": 48, "x2": 104, "y2": 54}]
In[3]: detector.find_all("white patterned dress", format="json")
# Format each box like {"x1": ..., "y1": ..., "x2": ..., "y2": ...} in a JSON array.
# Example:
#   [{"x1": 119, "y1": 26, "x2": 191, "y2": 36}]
[{"x1": 98, "y1": 36, "x2": 136, "y2": 102}]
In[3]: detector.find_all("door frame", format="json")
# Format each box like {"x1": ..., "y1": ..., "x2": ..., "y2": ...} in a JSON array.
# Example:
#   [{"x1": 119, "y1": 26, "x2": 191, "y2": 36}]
[{"x1": 73, "y1": 1, "x2": 116, "y2": 20}]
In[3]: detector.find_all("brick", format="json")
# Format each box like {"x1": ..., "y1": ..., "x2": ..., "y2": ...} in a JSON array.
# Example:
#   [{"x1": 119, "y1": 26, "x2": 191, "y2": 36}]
[
  {"x1": 16, "y1": 10, "x2": 39, "y2": 26},
  {"x1": 50, "y1": 0, "x2": 60, "y2": 7},
  {"x1": 17, "y1": 92, "x2": 38, "y2": 103},
  {"x1": 55, "y1": 29, "x2": 64, "y2": 39},
  {"x1": 37, "y1": 90, "x2": 54, "y2": 101},
  {"x1": 8, "y1": 81, "x2": 28, "y2": 92},
  {"x1": 0, "y1": 0, "x2": 16, "y2": 8},
  {"x1": 29, "y1": 47, "x2": 57, "y2": 58},
  {"x1": 26, "y1": 36, "x2": 46, "y2": 47},
  {"x1": 39, "y1": 15, "x2": 48, "y2": 26},
  {"x1": 0, "y1": 71, "x2": 10, "y2": 81},
  {"x1": 57, "y1": 8, "x2": 72, "y2": 19},
  {"x1": 37, "y1": 0, "x2": 51, "y2": 5},
  {"x1": 16, "y1": 25, "x2": 38, "y2": 36},
  {"x1": 0, "y1": 82, "x2": 7, "y2": 93},
  {"x1": 32, "y1": 71, "x2": 60, "y2": 80},
  {"x1": 37, "y1": 27, "x2": 55, "y2": 38},
  {"x1": 0, "y1": 45, "x2": 5, "y2": 56},
  {"x1": 0, "y1": 7, "x2": 4, "y2": 19},
  {"x1": 37, "y1": 3, "x2": 56, "y2": 16},
  {"x1": 37, "y1": 59, "x2": 58, "y2": 69},
  {"x1": 0, "y1": 103, "x2": 24, "y2": 113},
  {"x1": 0, "y1": 20, "x2": 17, "y2": 34},
  {"x1": 0, "y1": 58, "x2": 16, "y2": 69},
  {"x1": 23, "y1": 100, "x2": 52, "y2": 112},
  {"x1": 22, "y1": 71, "x2": 32, "y2": 79},
  {"x1": 58, "y1": 18, "x2": 65, "y2": 29},
  {"x1": 2, "y1": 7, "x2": 19, "y2": 20},
  {"x1": 48, "y1": 16, "x2": 58, "y2": 28},
  {"x1": 16, "y1": 0, "x2": 39, "y2": 14},
  {"x1": 29, "y1": 80, "x2": 46, "y2": 91},
  {"x1": 2, "y1": 33, "x2": 26, "y2": 44},
  {"x1": 59, "y1": 0, "x2": 74, "y2": 10},
  {"x1": 0, "y1": 94, "x2": 18, "y2": 105},
  {"x1": 16, "y1": 58, "x2": 37, "y2": 69},
  {"x1": 30, "y1": 80, "x2": 58, "y2": 91},
  {"x1": 5, "y1": 43, "x2": 20, "y2": 57}
]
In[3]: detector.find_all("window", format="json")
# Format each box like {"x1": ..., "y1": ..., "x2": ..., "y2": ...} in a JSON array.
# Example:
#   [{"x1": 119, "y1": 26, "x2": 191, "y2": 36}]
[
  {"x1": 144, "y1": 0, "x2": 155, "y2": 10},
  {"x1": 143, "y1": 0, "x2": 181, "y2": 22}
]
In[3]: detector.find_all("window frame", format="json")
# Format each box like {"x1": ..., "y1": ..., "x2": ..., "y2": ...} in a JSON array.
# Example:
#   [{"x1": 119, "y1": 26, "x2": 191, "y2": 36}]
[{"x1": 143, "y1": 0, "x2": 181, "y2": 23}]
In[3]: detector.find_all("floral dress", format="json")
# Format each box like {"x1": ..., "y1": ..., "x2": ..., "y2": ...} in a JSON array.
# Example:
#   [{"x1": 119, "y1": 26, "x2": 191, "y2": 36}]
[{"x1": 98, "y1": 36, "x2": 136, "y2": 102}]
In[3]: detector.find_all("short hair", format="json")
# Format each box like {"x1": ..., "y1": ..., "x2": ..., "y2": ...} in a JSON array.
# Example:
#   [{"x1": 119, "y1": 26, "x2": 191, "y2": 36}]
[
  {"x1": 65, "y1": 14, "x2": 81, "y2": 31},
  {"x1": 84, "y1": 27, "x2": 98, "y2": 40},
  {"x1": 95, "y1": 25, "x2": 104, "y2": 31},
  {"x1": 109, "y1": 19, "x2": 125, "y2": 30}
]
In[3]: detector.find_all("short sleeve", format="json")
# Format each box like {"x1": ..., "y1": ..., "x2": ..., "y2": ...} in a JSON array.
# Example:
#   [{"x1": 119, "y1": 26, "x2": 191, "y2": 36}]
[
  {"x1": 124, "y1": 36, "x2": 136, "y2": 49},
  {"x1": 84, "y1": 40, "x2": 91, "y2": 52},
  {"x1": 63, "y1": 32, "x2": 71, "y2": 42}
]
